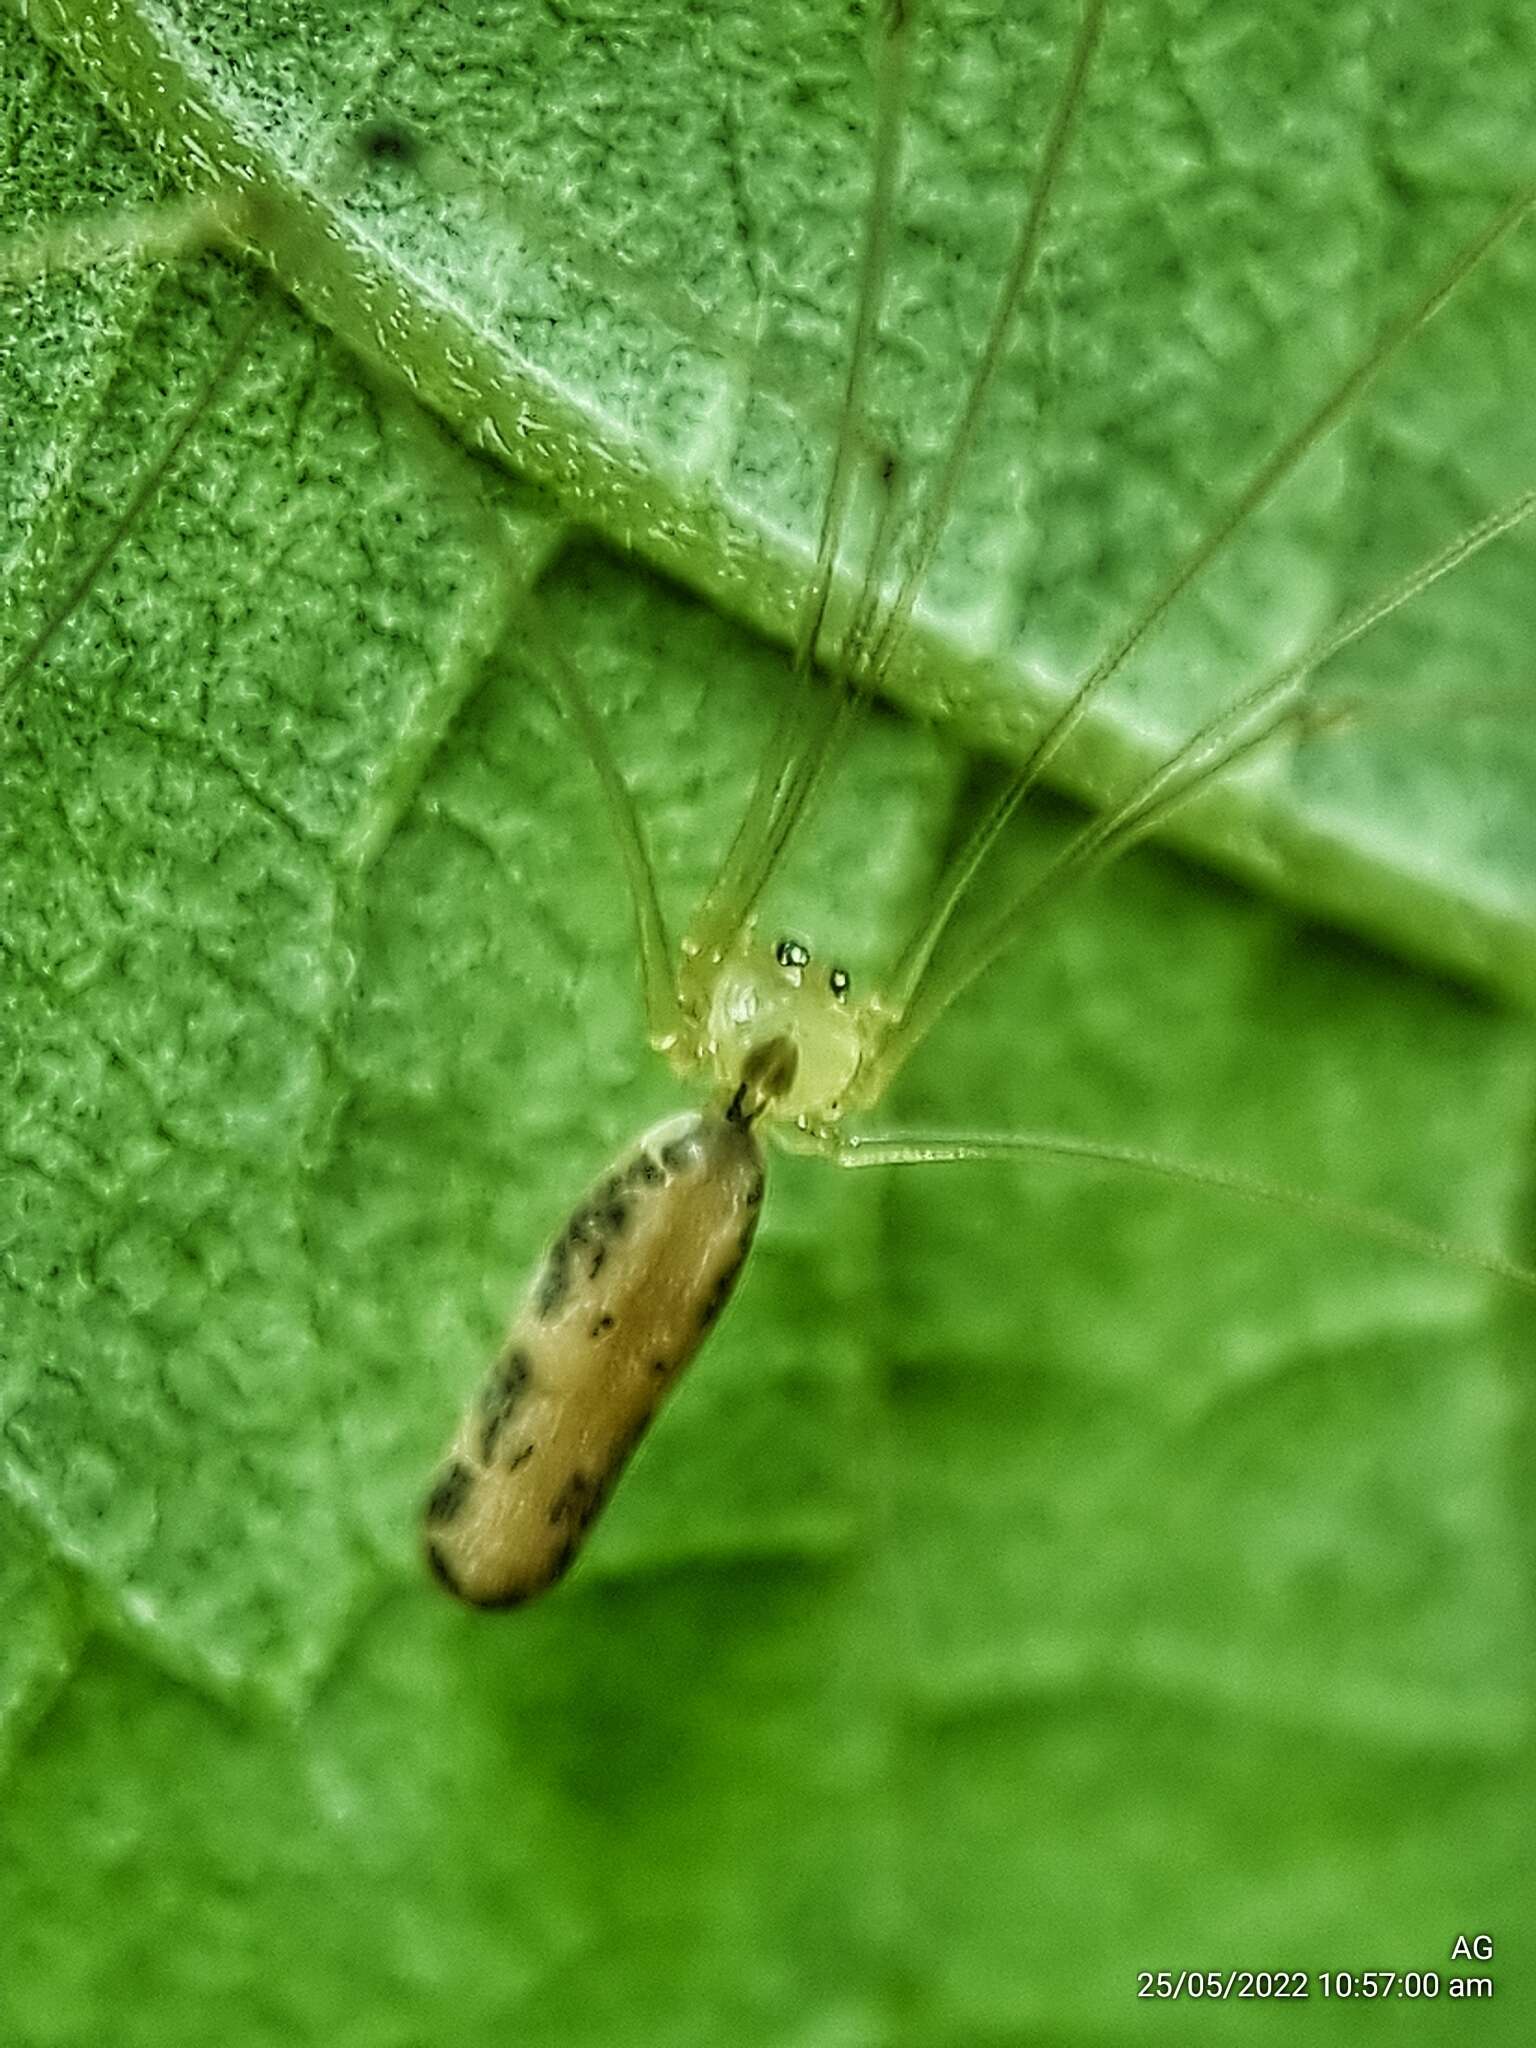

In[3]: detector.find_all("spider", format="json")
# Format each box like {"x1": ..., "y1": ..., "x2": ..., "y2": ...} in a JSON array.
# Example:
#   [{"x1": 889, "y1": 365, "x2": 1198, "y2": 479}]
[
  {"x1": 416, "y1": 0, "x2": 1536, "y2": 1606},
  {"x1": 5, "y1": 2, "x2": 1532, "y2": 1632}
]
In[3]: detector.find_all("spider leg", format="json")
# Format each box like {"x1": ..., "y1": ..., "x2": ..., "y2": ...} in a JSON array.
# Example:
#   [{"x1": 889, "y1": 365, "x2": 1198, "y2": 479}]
[{"x1": 799, "y1": 1126, "x2": 1536, "y2": 1296}]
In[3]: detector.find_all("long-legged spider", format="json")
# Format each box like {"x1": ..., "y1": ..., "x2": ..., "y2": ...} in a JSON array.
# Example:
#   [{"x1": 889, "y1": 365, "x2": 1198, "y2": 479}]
[{"x1": 417, "y1": 0, "x2": 1536, "y2": 1607}]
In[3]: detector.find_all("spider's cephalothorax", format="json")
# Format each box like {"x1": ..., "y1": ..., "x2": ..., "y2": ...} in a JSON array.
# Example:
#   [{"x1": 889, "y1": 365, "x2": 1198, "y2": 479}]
[{"x1": 675, "y1": 923, "x2": 874, "y2": 1134}]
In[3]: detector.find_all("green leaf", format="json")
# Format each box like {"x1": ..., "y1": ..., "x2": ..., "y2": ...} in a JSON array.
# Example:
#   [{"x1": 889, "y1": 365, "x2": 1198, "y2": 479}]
[
  {"x1": 19, "y1": 0, "x2": 1536, "y2": 992},
  {"x1": 2, "y1": 3, "x2": 1533, "y2": 2045}
]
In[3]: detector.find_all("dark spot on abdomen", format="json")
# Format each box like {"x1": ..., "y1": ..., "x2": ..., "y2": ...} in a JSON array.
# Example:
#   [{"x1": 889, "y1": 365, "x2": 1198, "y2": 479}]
[
  {"x1": 425, "y1": 1539, "x2": 465, "y2": 1597},
  {"x1": 537, "y1": 1175, "x2": 638, "y2": 1316},
  {"x1": 698, "y1": 1234, "x2": 755, "y2": 1333},
  {"x1": 424, "y1": 1460, "x2": 474, "y2": 1527},
  {"x1": 595, "y1": 1175, "x2": 630, "y2": 1233},
  {"x1": 548, "y1": 1469, "x2": 611, "y2": 1535},
  {"x1": 478, "y1": 1346, "x2": 533, "y2": 1461},
  {"x1": 536, "y1": 1234, "x2": 573, "y2": 1319}
]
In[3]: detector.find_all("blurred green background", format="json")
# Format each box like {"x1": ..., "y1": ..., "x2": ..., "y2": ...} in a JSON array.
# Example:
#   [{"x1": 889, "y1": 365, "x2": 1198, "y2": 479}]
[{"x1": 3, "y1": 1, "x2": 1533, "y2": 2042}]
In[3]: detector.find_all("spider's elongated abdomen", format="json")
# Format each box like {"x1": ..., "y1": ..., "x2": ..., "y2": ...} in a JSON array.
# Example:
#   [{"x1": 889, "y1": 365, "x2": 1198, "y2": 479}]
[{"x1": 423, "y1": 1109, "x2": 766, "y2": 1608}]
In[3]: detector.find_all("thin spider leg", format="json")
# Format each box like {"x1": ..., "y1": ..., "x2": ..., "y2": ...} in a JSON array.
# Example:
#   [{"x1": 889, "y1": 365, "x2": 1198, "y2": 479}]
[
  {"x1": 863, "y1": 0, "x2": 1109, "y2": 685},
  {"x1": 753, "y1": 0, "x2": 1106, "y2": 946},
  {"x1": 685, "y1": 0, "x2": 1105, "y2": 973},
  {"x1": 817, "y1": 1129, "x2": 1536, "y2": 1296},
  {"x1": 0, "y1": 192, "x2": 233, "y2": 283},
  {"x1": 721, "y1": 452, "x2": 912, "y2": 939},
  {"x1": 720, "y1": 676, "x2": 857, "y2": 953},
  {"x1": 765, "y1": 0, "x2": 1114, "y2": 868},
  {"x1": 684, "y1": 0, "x2": 914, "y2": 971},
  {"x1": 3, "y1": 297, "x2": 266, "y2": 714},
  {"x1": 518, "y1": 622, "x2": 685, "y2": 1051},
  {"x1": 2, "y1": 121, "x2": 402, "y2": 718},
  {"x1": 1027, "y1": 489, "x2": 1536, "y2": 902},
  {"x1": 871, "y1": 484, "x2": 1536, "y2": 1081},
  {"x1": 884, "y1": 178, "x2": 1536, "y2": 1020},
  {"x1": 1026, "y1": 487, "x2": 1536, "y2": 912},
  {"x1": 1309, "y1": 682, "x2": 1536, "y2": 731},
  {"x1": 794, "y1": 1, "x2": 912, "y2": 686}
]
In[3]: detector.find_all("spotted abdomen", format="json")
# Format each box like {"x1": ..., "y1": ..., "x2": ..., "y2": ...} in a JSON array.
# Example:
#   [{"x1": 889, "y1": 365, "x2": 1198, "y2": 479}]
[{"x1": 423, "y1": 1109, "x2": 766, "y2": 1607}]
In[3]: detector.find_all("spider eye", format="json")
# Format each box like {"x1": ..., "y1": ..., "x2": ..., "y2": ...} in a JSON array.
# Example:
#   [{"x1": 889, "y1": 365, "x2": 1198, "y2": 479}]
[
  {"x1": 828, "y1": 966, "x2": 851, "y2": 1000},
  {"x1": 775, "y1": 937, "x2": 811, "y2": 971}
]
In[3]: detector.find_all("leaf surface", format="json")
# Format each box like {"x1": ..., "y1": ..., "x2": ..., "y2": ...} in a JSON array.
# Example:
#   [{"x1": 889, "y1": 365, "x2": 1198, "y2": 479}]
[
  {"x1": 2, "y1": 4, "x2": 1533, "y2": 2044},
  {"x1": 21, "y1": 0, "x2": 1536, "y2": 994}
]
